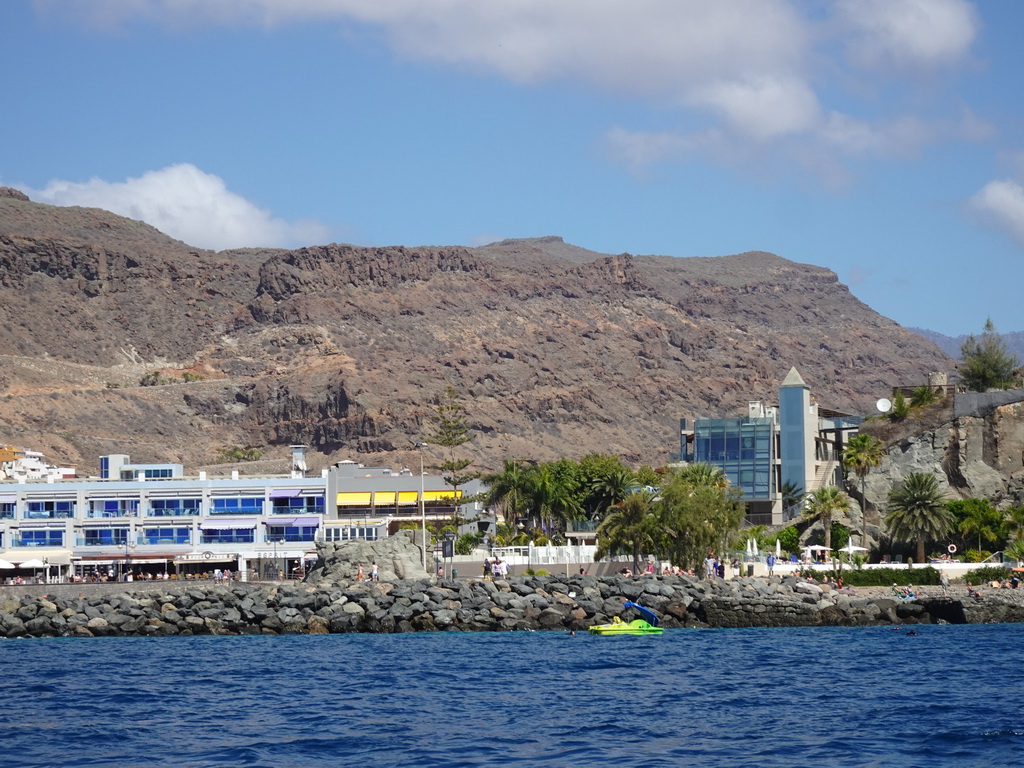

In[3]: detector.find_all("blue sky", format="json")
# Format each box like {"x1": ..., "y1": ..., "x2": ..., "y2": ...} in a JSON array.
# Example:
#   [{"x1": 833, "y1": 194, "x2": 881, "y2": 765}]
[{"x1": 2, "y1": 1, "x2": 1022, "y2": 337}]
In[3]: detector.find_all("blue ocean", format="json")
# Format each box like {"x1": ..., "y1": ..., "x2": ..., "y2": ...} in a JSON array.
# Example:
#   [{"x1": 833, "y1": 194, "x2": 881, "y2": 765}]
[{"x1": 3, "y1": 624, "x2": 1022, "y2": 768}]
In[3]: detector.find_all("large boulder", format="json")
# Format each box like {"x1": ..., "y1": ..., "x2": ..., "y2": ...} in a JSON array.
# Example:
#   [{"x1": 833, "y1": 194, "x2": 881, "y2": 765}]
[{"x1": 304, "y1": 529, "x2": 429, "y2": 584}]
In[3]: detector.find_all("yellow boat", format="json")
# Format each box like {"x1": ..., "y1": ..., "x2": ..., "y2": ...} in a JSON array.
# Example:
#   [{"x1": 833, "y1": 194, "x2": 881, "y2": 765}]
[{"x1": 588, "y1": 602, "x2": 664, "y2": 635}]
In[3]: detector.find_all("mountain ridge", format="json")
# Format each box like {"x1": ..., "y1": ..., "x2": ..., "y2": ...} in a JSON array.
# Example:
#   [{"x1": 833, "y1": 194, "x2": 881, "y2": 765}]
[{"x1": 0, "y1": 193, "x2": 953, "y2": 473}]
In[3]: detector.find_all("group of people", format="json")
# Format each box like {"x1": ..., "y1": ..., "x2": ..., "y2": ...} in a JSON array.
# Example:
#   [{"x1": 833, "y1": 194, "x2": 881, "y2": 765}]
[
  {"x1": 355, "y1": 562, "x2": 379, "y2": 582},
  {"x1": 482, "y1": 558, "x2": 509, "y2": 580}
]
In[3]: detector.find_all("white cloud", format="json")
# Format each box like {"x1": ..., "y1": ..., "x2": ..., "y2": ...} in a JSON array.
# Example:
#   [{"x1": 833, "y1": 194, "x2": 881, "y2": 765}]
[
  {"x1": 35, "y1": 0, "x2": 985, "y2": 184},
  {"x1": 970, "y1": 179, "x2": 1024, "y2": 246},
  {"x1": 27, "y1": 164, "x2": 329, "y2": 251},
  {"x1": 835, "y1": 0, "x2": 979, "y2": 71}
]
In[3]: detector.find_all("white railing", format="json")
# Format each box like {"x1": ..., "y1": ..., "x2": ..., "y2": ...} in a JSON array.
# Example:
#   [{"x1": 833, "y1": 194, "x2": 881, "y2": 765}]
[{"x1": 489, "y1": 543, "x2": 597, "y2": 566}]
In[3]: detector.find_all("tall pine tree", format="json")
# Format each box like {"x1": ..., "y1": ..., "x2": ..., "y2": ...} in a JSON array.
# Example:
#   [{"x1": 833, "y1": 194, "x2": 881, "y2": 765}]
[{"x1": 424, "y1": 386, "x2": 479, "y2": 507}]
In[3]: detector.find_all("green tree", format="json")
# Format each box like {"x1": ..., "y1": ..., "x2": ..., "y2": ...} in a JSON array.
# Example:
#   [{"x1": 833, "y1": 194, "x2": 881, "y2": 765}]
[
  {"x1": 887, "y1": 390, "x2": 910, "y2": 421},
  {"x1": 482, "y1": 459, "x2": 532, "y2": 526},
  {"x1": 776, "y1": 525, "x2": 800, "y2": 554},
  {"x1": 886, "y1": 473, "x2": 953, "y2": 563},
  {"x1": 586, "y1": 464, "x2": 635, "y2": 520},
  {"x1": 780, "y1": 480, "x2": 805, "y2": 521},
  {"x1": 596, "y1": 491, "x2": 658, "y2": 574},
  {"x1": 674, "y1": 462, "x2": 729, "y2": 488},
  {"x1": 634, "y1": 465, "x2": 659, "y2": 487},
  {"x1": 948, "y1": 498, "x2": 1005, "y2": 552},
  {"x1": 424, "y1": 386, "x2": 478, "y2": 503},
  {"x1": 803, "y1": 486, "x2": 852, "y2": 551},
  {"x1": 842, "y1": 433, "x2": 885, "y2": 542},
  {"x1": 524, "y1": 463, "x2": 581, "y2": 534},
  {"x1": 909, "y1": 384, "x2": 942, "y2": 408},
  {"x1": 960, "y1": 318, "x2": 1020, "y2": 392},
  {"x1": 655, "y1": 467, "x2": 744, "y2": 570}
]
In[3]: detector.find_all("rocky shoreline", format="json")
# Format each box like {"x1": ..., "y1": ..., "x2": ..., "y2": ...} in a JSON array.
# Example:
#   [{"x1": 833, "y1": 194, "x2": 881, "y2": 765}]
[{"x1": 3, "y1": 573, "x2": 1024, "y2": 638}]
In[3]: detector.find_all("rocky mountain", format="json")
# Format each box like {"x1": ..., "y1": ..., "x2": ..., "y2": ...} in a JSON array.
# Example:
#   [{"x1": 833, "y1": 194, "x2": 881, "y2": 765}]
[{"x1": 0, "y1": 190, "x2": 954, "y2": 475}]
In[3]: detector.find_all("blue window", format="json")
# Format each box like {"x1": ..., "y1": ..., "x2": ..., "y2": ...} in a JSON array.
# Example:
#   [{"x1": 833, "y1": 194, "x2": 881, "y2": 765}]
[
  {"x1": 25, "y1": 500, "x2": 75, "y2": 519},
  {"x1": 100, "y1": 456, "x2": 110, "y2": 479},
  {"x1": 83, "y1": 528, "x2": 129, "y2": 546},
  {"x1": 201, "y1": 528, "x2": 255, "y2": 544},
  {"x1": 271, "y1": 496, "x2": 325, "y2": 515},
  {"x1": 88, "y1": 499, "x2": 139, "y2": 518},
  {"x1": 266, "y1": 525, "x2": 317, "y2": 543},
  {"x1": 0, "y1": 503, "x2": 14, "y2": 519},
  {"x1": 141, "y1": 527, "x2": 190, "y2": 545},
  {"x1": 143, "y1": 468, "x2": 173, "y2": 479},
  {"x1": 21, "y1": 529, "x2": 64, "y2": 547},
  {"x1": 148, "y1": 498, "x2": 201, "y2": 517},
  {"x1": 212, "y1": 497, "x2": 263, "y2": 515}
]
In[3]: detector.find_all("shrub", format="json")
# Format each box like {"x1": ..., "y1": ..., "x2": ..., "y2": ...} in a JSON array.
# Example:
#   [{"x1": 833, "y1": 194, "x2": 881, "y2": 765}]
[
  {"x1": 963, "y1": 549, "x2": 992, "y2": 563},
  {"x1": 817, "y1": 566, "x2": 941, "y2": 587},
  {"x1": 963, "y1": 566, "x2": 1012, "y2": 585},
  {"x1": 830, "y1": 522, "x2": 851, "y2": 552},
  {"x1": 776, "y1": 526, "x2": 800, "y2": 554},
  {"x1": 455, "y1": 533, "x2": 480, "y2": 556},
  {"x1": 216, "y1": 446, "x2": 263, "y2": 463}
]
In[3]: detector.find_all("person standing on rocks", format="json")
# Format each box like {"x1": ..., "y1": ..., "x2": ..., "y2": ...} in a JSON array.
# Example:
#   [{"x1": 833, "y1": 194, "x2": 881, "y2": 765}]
[
  {"x1": 356, "y1": 563, "x2": 364, "y2": 581},
  {"x1": 767, "y1": 554, "x2": 775, "y2": 577},
  {"x1": 370, "y1": 562, "x2": 379, "y2": 582},
  {"x1": 940, "y1": 569, "x2": 949, "y2": 596}
]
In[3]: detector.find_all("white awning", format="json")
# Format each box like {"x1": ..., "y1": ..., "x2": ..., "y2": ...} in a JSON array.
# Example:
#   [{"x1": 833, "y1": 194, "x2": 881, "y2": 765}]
[{"x1": 0, "y1": 549, "x2": 73, "y2": 566}]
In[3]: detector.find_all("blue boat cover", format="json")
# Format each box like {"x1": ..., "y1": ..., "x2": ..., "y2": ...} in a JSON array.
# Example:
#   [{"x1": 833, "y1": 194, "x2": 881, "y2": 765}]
[{"x1": 623, "y1": 601, "x2": 659, "y2": 627}]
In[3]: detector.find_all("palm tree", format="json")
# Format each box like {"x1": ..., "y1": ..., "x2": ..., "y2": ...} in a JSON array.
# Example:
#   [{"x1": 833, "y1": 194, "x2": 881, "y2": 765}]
[
  {"x1": 780, "y1": 480, "x2": 805, "y2": 521},
  {"x1": 803, "y1": 486, "x2": 852, "y2": 552},
  {"x1": 526, "y1": 464, "x2": 581, "y2": 534},
  {"x1": 955, "y1": 499, "x2": 1005, "y2": 552},
  {"x1": 842, "y1": 434, "x2": 885, "y2": 543},
  {"x1": 587, "y1": 465, "x2": 635, "y2": 519},
  {"x1": 675, "y1": 462, "x2": 729, "y2": 488},
  {"x1": 886, "y1": 473, "x2": 953, "y2": 563},
  {"x1": 596, "y1": 491, "x2": 657, "y2": 574},
  {"x1": 482, "y1": 459, "x2": 532, "y2": 526}
]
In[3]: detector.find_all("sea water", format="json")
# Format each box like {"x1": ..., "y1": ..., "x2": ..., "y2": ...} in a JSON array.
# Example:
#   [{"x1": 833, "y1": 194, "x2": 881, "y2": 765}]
[{"x1": 2, "y1": 624, "x2": 1022, "y2": 768}]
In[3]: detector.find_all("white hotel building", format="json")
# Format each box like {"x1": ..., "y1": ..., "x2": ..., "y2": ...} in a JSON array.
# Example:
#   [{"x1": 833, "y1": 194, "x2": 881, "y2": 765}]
[{"x1": 0, "y1": 446, "x2": 482, "y2": 582}]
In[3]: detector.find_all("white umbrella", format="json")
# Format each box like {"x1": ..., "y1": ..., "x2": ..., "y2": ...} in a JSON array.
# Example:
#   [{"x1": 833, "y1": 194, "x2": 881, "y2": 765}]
[
  {"x1": 745, "y1": 539, "x2": 753, "y2": 556},
  {"x1": 19, "y1": 558, "x2": 46, "y2": 568},
  {"x1": 753, "y1": 541, "x2": 759, "y2": 557},
  {"x1": 775, "y1": 539, "x2": 781, "y2": 558},
  {"x1": 0, "y1": 558, "x2": 15, "y2": 569},
  {"x1": 806, "y1": 545, "x2": 832, "y2": 552},
  {"x1": 838, "y1": 545, "x2": 868, "y2": 554}
]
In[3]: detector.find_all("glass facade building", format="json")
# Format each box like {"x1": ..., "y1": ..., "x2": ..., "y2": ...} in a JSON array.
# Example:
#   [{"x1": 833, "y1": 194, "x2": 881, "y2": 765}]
[{"x1": 694, "y1": 417, "x2": 776, "y2": 501}]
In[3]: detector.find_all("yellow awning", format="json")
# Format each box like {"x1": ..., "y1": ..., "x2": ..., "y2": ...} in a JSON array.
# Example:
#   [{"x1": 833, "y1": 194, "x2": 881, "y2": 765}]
[
  {"x1": 373, "y1": 491, "x2": 396, "y2": 506},
  {"x1": 423, "y1": 490, "x2": 463, "y2": 502},
  {"x1": 336, "y1": 492, "x2": 372, "y2": 506},
  {"x1": 397, "y1": 491, "x2": 419, "y2": 506}
]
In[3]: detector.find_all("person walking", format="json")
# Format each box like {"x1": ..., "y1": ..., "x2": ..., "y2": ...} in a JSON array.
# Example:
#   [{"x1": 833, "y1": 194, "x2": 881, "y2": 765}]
[{"x1": 767, "y1": 553, "x2": 775, "y2": 577}]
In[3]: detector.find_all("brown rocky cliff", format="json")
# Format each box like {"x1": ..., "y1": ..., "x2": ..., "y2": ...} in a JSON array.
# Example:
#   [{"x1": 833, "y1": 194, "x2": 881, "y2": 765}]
[{"x1": 0, "y1": 196, "x2": 952, "y2": 472}]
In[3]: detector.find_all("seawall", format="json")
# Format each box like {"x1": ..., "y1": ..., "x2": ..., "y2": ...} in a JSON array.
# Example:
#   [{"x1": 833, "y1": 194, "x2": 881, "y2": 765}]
[{"x1": 2, "y1": 574, "x2": 1023, "y2": 638}]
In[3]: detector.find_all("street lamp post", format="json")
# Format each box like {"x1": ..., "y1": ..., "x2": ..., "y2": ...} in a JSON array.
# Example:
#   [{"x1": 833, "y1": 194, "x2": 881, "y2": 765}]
[{"x1": 415, "y1": 442, "x2": 428, "y2": 572}]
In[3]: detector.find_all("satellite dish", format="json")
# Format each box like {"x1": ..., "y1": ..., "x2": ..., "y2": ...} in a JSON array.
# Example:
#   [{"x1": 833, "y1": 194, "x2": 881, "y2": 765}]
[{"x1": 876, "y1": 398, "x2": 892, "y2": 413}]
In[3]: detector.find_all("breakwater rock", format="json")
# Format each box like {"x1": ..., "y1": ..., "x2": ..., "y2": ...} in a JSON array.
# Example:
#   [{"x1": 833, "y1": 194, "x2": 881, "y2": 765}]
[{"x1": 3, "y1": 574, "x2": 1024, "y2": 638}]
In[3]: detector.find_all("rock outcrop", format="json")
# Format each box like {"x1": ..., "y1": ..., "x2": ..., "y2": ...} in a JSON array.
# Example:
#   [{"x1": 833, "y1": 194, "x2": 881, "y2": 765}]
[
  {"x1": 304, "y1": 530, "x2": 429, "y2": 583},
  {"x1": 858, "y1": 391, "x2": 1024, "y2": 544}
]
